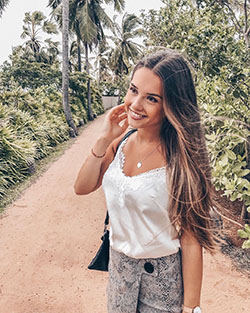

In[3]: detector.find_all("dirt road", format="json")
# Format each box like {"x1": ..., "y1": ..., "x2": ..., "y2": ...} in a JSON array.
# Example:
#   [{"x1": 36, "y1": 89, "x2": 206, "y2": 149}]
[{"x1": 0, "y1": 113, "x2": 249, "y2": 313}]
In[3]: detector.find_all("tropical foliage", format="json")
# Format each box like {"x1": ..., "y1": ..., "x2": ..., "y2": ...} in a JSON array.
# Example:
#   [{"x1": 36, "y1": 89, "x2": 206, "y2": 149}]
[
  {"x1": 49, "y1": 0, "x2": 125, "y2": 119},
  {"x1": 0, "y1": 7, "x2": 104, "y2": 208},
  {"x1": 20, "y1": 11, "x2": 59, "y2": 62},
  {"x1": 0, "y1": 0, "x2": 10, "y2": 17},
  {"x1": 108, "y1": 12, "x2": 143, "y2": 102}
]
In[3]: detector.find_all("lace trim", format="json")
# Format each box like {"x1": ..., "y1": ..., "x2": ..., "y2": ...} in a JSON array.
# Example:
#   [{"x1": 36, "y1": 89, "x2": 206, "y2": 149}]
[{"x1": 118, "y1": 136, "x2": 166, "y2": 179}]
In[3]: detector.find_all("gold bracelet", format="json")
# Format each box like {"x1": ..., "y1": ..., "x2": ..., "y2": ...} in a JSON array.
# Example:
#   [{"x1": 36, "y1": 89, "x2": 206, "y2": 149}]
[{"x1": 91, "y1": 148, "x2": 106, "y2": 158}]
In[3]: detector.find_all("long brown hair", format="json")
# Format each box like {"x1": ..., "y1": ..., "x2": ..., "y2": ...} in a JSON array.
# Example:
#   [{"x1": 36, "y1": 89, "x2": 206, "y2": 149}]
[{"x1": 133, "y1": 49, "x2": 216, "y2": 252}]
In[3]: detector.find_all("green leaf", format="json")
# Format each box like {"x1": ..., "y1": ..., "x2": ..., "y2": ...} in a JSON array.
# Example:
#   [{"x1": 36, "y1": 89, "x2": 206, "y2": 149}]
[
  {"x1": 220, "y1": 154, "x2": 228, "y2": 166},
  {"x1": 244, "y1": 224, "x2": 250, "y2": 233},
  {"x1": 238, "y1": 229, "x2": 248, "y2": 239},
  {"x1": 238, "y1": 169, "x2": 250, "y2": 177},
  {"x1": 242, "y1": 239, "x2": 250, "y2": 249},
  {"x1": 230, "y1": 193, "x2": 238, "y2": 201},
  {"x1": 226, "y1": 150, "x2": 236, "y2": 160}
]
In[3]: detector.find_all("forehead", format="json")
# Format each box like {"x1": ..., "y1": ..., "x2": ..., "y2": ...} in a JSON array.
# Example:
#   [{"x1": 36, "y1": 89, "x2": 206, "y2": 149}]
[{"x1": 132, "y1": 67, "x2": 163, "y2": 96}]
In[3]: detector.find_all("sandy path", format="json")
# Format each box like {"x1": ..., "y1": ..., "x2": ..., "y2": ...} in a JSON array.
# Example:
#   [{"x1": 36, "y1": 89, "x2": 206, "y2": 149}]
[{"x1": 0, "y1": 112, "x2": 249, "y2": 313}]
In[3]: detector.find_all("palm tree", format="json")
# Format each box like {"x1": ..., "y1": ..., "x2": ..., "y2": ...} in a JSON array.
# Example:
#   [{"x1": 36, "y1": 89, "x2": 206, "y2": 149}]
[
  {"x1": 78, "y1": 0, "x2": 125, "y2": 119},
  {"x1": 43, "y1": 38, "x2": 60, "y2": 64},
  {"x1": 49, "y1": 0, "x2": 125, "y2": 120},
  {"x1": 20, "y1": 11, "x2": 58, "y2": 62},
  {"x1": 109, "y1": 13, "x2": 143, "y2": 103},
  {"x1": 0, "y1": 0, "x2": 10, "y2": 17},
  {"x1": 94, "y1": 39, "x2": 112, "y2": 85},
  {"x1": 49, "y1": 0, "x2": 124, "y2": 71},
  {"x1": 49, "y1": 0, "x2": 84, "y2": 71},
  {"x1": 78, "y1": 0, "x2": 111, "y2": 119},
  {"x1": 62, "y1": 0, "x2": 77, "y2": 136}
]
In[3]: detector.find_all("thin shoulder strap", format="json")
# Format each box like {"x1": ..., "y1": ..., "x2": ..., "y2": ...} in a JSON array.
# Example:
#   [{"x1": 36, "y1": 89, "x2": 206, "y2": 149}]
[
  {"x1": 116, "y1": 128, "x2": 137, "y2": 153},
  {"x1": 104, "y1": 128, "x2": 137, "y2": 228}
]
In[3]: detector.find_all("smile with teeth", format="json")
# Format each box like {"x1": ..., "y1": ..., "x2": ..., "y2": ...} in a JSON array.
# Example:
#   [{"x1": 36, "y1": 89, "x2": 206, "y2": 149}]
[{"x1": 129, "y1": 109, "x2": 147, "y2": 120}]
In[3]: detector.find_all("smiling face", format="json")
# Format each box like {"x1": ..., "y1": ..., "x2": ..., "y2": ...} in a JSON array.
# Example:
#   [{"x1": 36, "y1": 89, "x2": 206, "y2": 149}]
[{"x1": 124, "y1": 67, "x2": 164, "y2": 132}]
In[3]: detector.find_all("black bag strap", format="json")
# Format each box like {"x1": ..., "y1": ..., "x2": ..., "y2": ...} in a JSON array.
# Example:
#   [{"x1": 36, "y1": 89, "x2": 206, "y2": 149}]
[{"x1": 103, "y1": 128, "x2": 137, "y2": 230}]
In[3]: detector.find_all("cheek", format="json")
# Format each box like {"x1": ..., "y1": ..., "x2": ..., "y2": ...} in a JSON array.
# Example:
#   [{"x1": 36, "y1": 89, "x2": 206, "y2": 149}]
[{"x1": 153, "y1": 106, "x2": 164, "y2": 121}]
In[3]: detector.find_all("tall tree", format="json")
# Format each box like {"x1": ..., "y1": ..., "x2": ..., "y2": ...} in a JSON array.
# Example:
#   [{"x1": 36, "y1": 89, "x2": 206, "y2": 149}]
[
  {"x1": 94, "y1": 39, "x2": 111, "y2": 85},
  {"x1": 49, "y1": 0, "x2": 125, "y2": 119},
  {"x1": 49, "y1": 0, "x2": 125, "y2": 71},
  {"x1": 62, "y1": 0, "x2": 77, "y2": 136},
  {"x1": 0, "y1": 0, "x2": 10, "y2": 17},
  {"x1": 109, "y1": 13, "x2": 143, "y2": 103},
  {"x1": 20, "y1": 11, "x2": 58, "y2": 62},
  {"x1": 49, "y1": 0, "x2": 84, "y2": 71}
]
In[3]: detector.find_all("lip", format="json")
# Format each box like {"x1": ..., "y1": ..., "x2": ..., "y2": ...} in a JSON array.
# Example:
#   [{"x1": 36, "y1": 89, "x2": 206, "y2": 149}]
[{"x1": 129, "y1": 108, "x2": 147, "y2": 120}]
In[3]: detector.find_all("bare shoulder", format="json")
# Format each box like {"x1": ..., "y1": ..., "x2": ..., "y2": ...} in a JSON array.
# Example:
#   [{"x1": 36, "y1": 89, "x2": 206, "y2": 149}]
[{"x1": 110, "y1": 127, "x2": 136, "y2": 154}]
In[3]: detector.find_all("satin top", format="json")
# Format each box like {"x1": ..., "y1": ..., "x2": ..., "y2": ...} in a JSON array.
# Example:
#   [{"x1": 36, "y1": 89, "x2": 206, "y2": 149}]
[{"x1": 102, "y1": 136, "x2": 180, "y2": 259}]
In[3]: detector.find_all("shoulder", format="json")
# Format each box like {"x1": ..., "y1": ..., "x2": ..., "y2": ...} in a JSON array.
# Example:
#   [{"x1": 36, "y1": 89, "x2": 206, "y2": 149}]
[{"x1": 110, "y1": 128, "x2": 137, "y2": 155}]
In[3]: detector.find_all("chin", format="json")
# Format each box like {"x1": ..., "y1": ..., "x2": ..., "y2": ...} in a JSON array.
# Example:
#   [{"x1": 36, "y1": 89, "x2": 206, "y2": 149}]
[{"x1": 128, "y1": 118, "x2": 143, "y2": 129}]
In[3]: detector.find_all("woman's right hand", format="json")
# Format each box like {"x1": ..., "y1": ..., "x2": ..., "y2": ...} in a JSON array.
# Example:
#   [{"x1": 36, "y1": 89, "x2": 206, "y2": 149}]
[
  {"x1": 74, "y1": 104, "x2": 129, "y2": 195},
  {"x1": 102, "y1": 104, "x2": 128, "y2": 142}
]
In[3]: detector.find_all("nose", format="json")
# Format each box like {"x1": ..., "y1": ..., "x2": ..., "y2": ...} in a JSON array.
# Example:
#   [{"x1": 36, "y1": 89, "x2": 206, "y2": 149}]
[{"x1": 130, "y1": 95, "x2": 144, "y2": 111}]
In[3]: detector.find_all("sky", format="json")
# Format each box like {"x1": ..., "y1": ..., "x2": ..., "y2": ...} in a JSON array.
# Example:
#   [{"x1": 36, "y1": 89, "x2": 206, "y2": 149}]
[{"x1": 0, "y1": 0, "x2": 163, "y2": 65}]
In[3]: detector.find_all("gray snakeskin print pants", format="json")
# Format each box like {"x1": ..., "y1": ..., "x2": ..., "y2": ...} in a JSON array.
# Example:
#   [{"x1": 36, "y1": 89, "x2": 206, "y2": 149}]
[{"x1": 107, "y1": 248, "x2": 183, "y2": 313}]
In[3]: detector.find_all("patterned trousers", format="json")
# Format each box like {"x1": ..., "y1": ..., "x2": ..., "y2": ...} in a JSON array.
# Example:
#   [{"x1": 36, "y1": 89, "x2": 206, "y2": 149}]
[{"x1": 107, "y1": 248, "x2": 183, "y2": 313}]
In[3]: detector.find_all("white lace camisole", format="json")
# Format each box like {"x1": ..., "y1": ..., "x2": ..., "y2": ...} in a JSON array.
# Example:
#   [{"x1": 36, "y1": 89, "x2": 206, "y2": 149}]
[{"x1": 102, "y1": 136, "x2": 180, "y2": 259}]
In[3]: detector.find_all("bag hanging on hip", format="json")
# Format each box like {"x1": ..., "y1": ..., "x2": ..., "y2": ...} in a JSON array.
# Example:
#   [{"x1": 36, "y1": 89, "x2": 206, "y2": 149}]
[{"x1": 88, "y1": 211, "x2": 109, "y2": 271}]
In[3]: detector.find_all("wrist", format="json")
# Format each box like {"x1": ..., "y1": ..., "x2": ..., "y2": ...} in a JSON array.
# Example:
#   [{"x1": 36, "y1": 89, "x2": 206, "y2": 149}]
[
  {"x1": 90, "y1": 136, "x2": 111, "y2": 159},
  {"x1": 96, "y1": 135, "x2": 112, "y2": 147},
  {"x1": 182, "y1": 304, "x2": 202, "y2": 313}
]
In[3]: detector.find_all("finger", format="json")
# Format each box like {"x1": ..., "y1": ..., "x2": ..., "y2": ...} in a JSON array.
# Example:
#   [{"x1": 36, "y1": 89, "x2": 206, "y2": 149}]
[
  {"x1": 112, "y1": 104, "x2": 126, "y2": 114},
  {"x1": 117, "y1": 113, "x2": 128, "y2": 123},
  {"x1": 120, "y1": 118, "x2": 129, "y2": 131},
  {"x1": 110, "y1": 110, "x2": 127, "y2": 122}
]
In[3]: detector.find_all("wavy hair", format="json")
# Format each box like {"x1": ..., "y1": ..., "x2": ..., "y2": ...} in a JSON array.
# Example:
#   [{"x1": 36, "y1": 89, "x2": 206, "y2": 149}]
[{"x1": 133, "y1": 49, "x2": 216, "y2": 252}]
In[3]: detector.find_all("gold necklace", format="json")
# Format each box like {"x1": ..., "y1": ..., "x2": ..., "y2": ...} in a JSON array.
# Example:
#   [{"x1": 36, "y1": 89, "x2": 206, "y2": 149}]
[{"x1": 137, "y1": 143, "x2": 161, "y2": 169}]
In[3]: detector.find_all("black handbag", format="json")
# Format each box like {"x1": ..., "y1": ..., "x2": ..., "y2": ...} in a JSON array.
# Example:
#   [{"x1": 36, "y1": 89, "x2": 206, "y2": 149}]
[
  {"x1": 88, "y1": 211, "x2": 110, "y2": 271},
  {"x1": 87, "y1": 129, "x2": 137, "y2": 272}
]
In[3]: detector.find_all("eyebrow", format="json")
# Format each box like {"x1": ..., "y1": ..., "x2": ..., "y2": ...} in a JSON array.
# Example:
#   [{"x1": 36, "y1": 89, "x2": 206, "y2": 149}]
[{"x1": 130, "y1": 83, "x2": 163, "y2": 99}]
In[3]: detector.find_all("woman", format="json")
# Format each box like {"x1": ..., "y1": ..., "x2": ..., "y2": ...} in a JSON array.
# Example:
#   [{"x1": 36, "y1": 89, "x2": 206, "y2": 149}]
[{"x1": 74, "y1": 49, "x2": 216, "y2": 313}]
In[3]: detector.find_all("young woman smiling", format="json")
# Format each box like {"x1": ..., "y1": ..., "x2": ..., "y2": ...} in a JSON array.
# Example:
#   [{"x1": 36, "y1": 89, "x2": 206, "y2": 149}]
[{"x1": 74, "y1": 49, "x2": 216, "y2": 313}]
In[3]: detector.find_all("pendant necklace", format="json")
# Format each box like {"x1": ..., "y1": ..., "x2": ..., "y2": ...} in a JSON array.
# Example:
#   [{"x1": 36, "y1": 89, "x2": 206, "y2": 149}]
[{"x1": 137, "y1": 142, "x2": 161, "y2": 169}]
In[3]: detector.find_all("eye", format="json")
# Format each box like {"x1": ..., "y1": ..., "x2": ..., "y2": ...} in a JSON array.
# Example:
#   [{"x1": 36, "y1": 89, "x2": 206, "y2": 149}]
[
  {"x1": 129, "y1": 86, "x2": 137, "y2": 94},
  {"x1": 147, "y1": 95, "x2": 158, "y2": 103}
]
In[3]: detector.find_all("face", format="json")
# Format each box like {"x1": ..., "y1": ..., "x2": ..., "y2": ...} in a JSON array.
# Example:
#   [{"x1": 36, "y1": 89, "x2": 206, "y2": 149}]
[{"x1": 124, "y1": 67, "x2": 164, "y2": 131}]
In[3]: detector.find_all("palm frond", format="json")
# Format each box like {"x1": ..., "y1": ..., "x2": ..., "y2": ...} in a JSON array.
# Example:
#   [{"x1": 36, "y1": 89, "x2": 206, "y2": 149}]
[
  {"x1": 0, "y1": 0, "x2": 10, "y2": 17},
  {"x1": 78, "y1": 1, "x2": 98, "y2": 43},
  {"x1": 104, "y1": 0, "x2": 125, "y2": 13}
]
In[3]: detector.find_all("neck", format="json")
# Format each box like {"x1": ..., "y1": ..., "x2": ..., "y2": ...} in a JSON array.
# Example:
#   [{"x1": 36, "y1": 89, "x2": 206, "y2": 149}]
[{"x1": 136, "y1": 127, "x2": 161, "y2": 145}]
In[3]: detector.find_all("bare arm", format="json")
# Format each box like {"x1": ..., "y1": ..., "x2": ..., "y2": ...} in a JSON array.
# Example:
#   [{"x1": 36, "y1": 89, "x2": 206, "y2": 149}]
[
  {"x1": 180, "y1": 231, "x2": 203, "y2": 311},
  {"x1": 74, "y1": 104, "x2": 128, "y2": 195}
]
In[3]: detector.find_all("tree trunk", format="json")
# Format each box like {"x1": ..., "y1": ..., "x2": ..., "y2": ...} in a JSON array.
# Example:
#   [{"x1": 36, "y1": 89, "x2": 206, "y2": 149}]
[
  {"x1": 117, "y1": 62, "x2": 124, "y2": 105},
  {"x1": 117, "y1": 81, "x2": 122, "y2": 105},
  {"x1": 85, "y1": 42, "x2": 94, "y2": 120},
  {"x1": 77, "y1": 36, "x2": 82, "y2": 72},
  {"x1": 243, "y1": 0, "x2": 249, "y2": 49},
  {"x1": 97, "y1": 45, "x2": 101, "y2": 87},
  {"x1": 62, "y1": 0, "x2": 77, "y2": 137}
]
